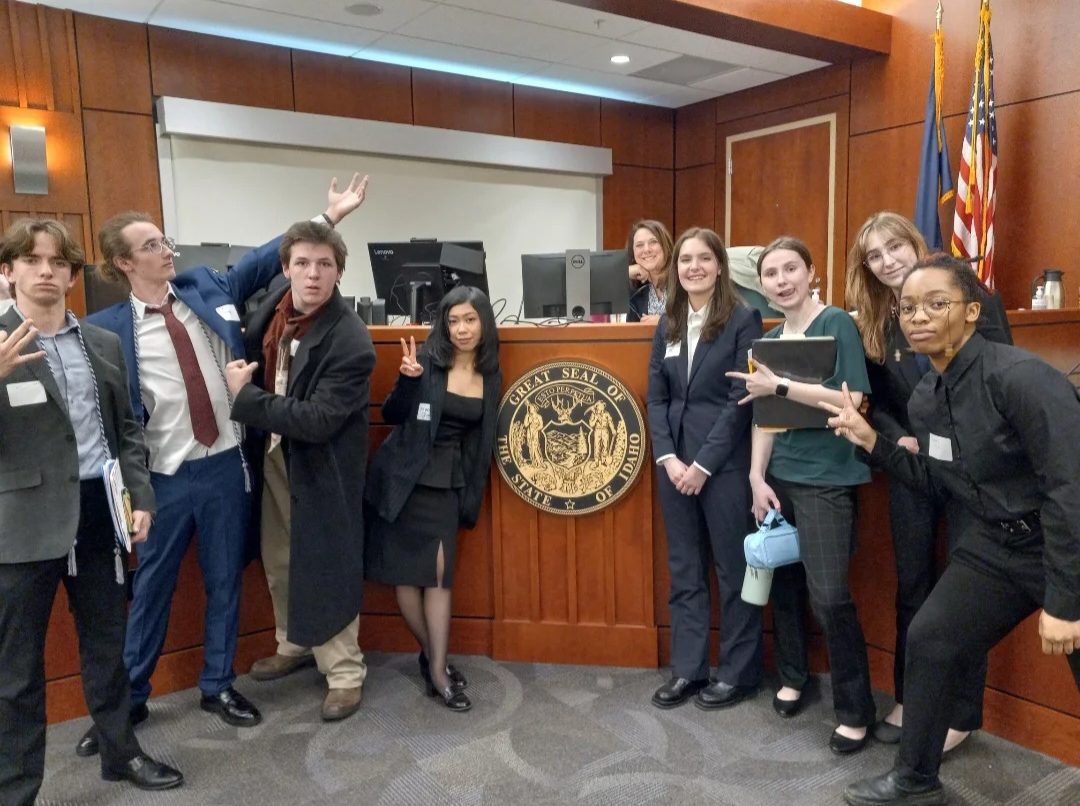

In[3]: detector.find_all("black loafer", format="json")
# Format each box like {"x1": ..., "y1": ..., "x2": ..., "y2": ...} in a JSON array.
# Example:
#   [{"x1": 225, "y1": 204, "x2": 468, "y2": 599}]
[
  {"x1": 101, "y1": 753, "x2": 184, "y2": 791},
  {"x1": 772, "y1": 690, "x2": 803, "y2": 718},
  {"x1": 200, "y1": 687, "x2": 262, "y2": 727},
  {"x1": 426, "y1": 680, "x2": 472, "y2": 712},
  {"x1": 694, "y1": 681, "x2": 757, "y2": 710},
  {"x1": 419, "y1": 652, "x2": 467, "y2": 693},
  {"x1": 75, "y1": 703, "x2": 150, "y2": 758},
  {"x1": 651, "y1": 677, "x2": 707, "y2": 709},
  {"x1": 843, "y1": 769, "x2": 946, "y2": 805},
  {"x1": 872, "y1": 719, "x2": 903, "y2": 744},
  {"x1": 830, "y1": 727, "x2": 870, "y2": 755}
]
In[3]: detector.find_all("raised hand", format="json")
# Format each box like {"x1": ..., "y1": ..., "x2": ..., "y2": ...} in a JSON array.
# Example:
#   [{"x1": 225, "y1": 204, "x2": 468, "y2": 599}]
[
  {"x1": 400, "y1": 336, "x2": 423, "y2": 378},
  {"x1": 0, "y1": 318, "x2": 46, "y2": 380},
  {"x1": 225, "y1": 358, "x2": 259, "y2": 398},
  {"x1": 820, "y1": 381, "x2": 877, "y2": 452},
  {"x1": 324, "y1": 173, "x2": 369, "y2": 225},
  {"x1": 727, "y1": 359, "x2": 781, "y2": 405}
]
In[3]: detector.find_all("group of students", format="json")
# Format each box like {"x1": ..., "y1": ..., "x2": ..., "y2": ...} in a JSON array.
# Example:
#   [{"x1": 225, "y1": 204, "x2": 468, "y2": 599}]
[
  {"x1": 0, "y1": 173, "x2": 504, "y2": 806},
  {"x1": 642, "y1": 213, "x2": 1080, "y2": 805},
  {"x1": 2, "y1": 182, "x2": 1078, "y2": 806}
]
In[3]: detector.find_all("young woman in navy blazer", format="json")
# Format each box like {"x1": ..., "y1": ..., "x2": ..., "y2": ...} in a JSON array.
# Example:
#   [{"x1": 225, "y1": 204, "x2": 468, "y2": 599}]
[
  {"x1": 647, "y1": 227, "x2": 764, "y2": 711},
  {"x1": 365, "y1": 286, "x2": 501, "y2": 712}
]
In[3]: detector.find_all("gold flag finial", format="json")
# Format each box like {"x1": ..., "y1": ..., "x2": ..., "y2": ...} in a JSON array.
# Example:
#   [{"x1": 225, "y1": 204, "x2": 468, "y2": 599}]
[{"x1": 936, "y1": 0, "x2": 943, "y2": 29}]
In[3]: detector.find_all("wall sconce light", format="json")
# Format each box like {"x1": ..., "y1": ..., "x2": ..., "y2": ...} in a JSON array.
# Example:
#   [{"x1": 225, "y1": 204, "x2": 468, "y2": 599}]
[{"x1": 10, "y1": 125, "x2": 49, "y2": 195}]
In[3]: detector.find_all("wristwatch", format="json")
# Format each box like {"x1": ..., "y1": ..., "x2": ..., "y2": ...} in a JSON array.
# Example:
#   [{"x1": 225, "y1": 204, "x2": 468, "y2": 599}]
[{"x1": 775, "y1": 379, "x2": 790, "y2": 398}]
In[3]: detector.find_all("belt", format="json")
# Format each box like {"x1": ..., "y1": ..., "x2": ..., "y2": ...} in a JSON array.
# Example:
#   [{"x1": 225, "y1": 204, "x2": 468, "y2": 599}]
[{"x1": 998, "y1": 511, "x2": 1040, "y2": 536}]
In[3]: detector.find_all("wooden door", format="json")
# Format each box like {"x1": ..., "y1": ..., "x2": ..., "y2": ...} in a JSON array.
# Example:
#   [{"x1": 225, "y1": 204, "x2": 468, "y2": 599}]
[{"x1": 725, "y1": 115, "x2": 837, "y2": 302}]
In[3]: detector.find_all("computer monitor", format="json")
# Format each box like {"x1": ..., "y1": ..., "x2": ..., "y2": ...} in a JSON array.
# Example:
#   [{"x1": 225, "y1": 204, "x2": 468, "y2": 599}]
[
  {"x1": 367, "y1": 239, "x2": 487, "y2": 324},
  {"x1": 172, "y1": 243, "x2": 233, "y2": 274},
  {"x1": 520, "y1": 249, "x2": 630, "y2": 319}
]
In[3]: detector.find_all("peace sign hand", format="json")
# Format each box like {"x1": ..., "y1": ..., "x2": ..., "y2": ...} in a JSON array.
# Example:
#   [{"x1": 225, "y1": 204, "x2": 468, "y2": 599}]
[
  {"x1": 820, "y1": 381, "x2": 877, "y2": 452},
  {"x1": 400, "y1": 337, "x2": 423, "y2": 378},
  {"x1": 0, "y1": 318, "x2": 46, "y2": 380}
]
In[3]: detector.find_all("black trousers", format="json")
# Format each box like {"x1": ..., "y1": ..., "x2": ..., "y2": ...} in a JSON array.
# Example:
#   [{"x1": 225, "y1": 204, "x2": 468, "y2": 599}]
[
  {"x1": 657, "y1": 466, "x2": 763, "y2": 686},
  {"x1": 769, "y1": 478, "x2": 876, "y2": 727},
  {"x1": 889, "y1": 479, "x2": 985, "y2": 730},
  {"x1": 0, "y1": 482, "x2": 141, "y2": 806},
  {"x1": 898, "y1": 519, "x2": 1080, "y2": 784}
]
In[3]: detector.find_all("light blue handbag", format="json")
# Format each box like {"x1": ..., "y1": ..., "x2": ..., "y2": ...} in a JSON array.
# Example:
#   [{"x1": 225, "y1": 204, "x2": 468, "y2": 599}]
[{"x1": 743, "y1": 509, "x2": 801, "y2": 569}]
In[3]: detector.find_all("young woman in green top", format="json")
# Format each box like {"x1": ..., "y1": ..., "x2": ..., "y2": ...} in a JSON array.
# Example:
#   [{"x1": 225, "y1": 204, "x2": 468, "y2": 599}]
[{"x1": 727, "y1": 236, "x2": 876, "y2": 754}]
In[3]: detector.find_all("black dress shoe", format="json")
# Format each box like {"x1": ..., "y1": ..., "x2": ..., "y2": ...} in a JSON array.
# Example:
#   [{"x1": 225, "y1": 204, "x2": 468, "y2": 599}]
[
  {"x1": 694, "y1": 681, "x2": 757, "y2": 710},
  {"x1": 651, "y1": 677, "x2": 708, "y2": 709},
  {"x1": 419, "y1": 652, "x2": 467, "y2": 693},
  {"x1": 75, "y1": 703, "x2": 151, "y2": 758},
  {"x1": 772, "y1": 690, "x2": 804, "y2": 718},
  {"x1": 843, "y1": 769, "x2": 946, "y2": 805},
  {"x1": 101, "y1": 753, "x2": 184, "y2": 791},
  {"x1": 830, "y1": 727, "x2": 870, "y2": 755},
  {"x1": 200, "y1": 687, "x2": 262, "y2": 727},
  {"x1": 426, "y1": 679, "x2": 472, "y2": 712}
]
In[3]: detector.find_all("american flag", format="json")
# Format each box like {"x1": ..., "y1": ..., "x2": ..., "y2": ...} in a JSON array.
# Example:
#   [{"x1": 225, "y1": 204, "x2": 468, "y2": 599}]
[{"x1": 951, "y1": 0, "x2": 998, "y2": 288}]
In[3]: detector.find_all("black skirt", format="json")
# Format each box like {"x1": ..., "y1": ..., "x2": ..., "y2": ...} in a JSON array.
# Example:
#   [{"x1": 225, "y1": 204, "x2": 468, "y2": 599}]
[{"x1": 365, "y1": 485, "x2": 460, "y2": 588}]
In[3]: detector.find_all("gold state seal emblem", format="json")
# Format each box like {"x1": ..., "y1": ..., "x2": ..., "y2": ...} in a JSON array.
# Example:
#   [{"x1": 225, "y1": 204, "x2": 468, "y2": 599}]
[{"x1": 496, "y1": 360, "x2": 646, "y2": 515}]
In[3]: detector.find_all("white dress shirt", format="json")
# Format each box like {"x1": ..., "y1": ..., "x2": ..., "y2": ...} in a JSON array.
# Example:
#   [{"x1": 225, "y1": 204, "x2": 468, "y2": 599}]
[
  {"x1": 132, "y1": 285, "x2": 238, "y2": 475},
  {"x1": 656, "y1": 302, "x2": 712, "y2": 477}
]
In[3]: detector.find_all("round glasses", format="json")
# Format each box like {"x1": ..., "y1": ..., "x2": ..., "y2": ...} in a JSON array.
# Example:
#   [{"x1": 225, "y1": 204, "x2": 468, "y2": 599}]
[
  {"x1": 895, "y1": 296, "x2": 963, "y2": 321},
  {"x1": 864, "y1": 238, "x2": 911, "y2": 270},
  {"x1": 135, "y1": 236, "x2": 177, "y2": 256}
]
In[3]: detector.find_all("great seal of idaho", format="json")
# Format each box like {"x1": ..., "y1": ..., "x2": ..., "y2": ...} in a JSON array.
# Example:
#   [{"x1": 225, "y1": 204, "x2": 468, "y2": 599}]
[{"x1": 496, "y1": 360, "x2": 647, "y2": 515}]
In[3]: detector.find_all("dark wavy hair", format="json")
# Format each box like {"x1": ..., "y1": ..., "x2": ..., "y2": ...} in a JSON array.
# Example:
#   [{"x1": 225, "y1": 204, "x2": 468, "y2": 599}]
[
  {"x1": 663, "y1": 227, "x2": 740, "y2": 345},
  {"x1": 424, "y1": 285, "x2": 500, "y2": 375}
]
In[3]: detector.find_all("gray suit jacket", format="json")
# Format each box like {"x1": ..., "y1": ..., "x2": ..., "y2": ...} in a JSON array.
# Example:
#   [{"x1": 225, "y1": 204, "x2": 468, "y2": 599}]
[{"x1": 0, "y1": 308, "x2": 154, "y2": 564}]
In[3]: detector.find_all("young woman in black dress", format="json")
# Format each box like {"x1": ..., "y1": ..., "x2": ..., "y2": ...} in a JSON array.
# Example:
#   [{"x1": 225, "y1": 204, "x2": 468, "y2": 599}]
[{"x1": 365, "y1": 286, "x2": 502, "y2": 712}]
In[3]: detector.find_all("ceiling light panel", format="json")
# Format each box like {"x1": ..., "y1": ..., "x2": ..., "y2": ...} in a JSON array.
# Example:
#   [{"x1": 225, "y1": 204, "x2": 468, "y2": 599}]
[
  {"x1": 444, "y1": 0, "x2": 648, "y2": 40},
  {"x1": 212, "y1": 0, "x2": 439, "y2": 33}
]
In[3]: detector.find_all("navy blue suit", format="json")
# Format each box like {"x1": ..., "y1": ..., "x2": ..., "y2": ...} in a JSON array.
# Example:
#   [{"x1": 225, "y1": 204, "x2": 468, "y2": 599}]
[
  {"x1": 647, "y1": 304, "x2": 763, "y2": 685},
  {"x1": 86, "y1": 238, "x2": 281, "y2": 703}
]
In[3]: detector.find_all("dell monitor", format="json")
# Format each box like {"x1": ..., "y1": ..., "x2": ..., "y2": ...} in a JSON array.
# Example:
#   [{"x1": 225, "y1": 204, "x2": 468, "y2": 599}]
[
  {"x1": 368, "y1": 239, "x2": 487, "y2": 324},
  {"x1": 520, "y1": 249, "x2": 630, "y2": 320},
  {"x1": 172, "y1": 242, "x2": 234, "y2": 274}
]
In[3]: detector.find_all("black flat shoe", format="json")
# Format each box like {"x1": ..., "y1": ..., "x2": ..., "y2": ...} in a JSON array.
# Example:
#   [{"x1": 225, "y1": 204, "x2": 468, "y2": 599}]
[
  {"x1": 830, "y1": 727, "x2": 870, "y2": 755},
  {"x1": 426, "y1": 679, "x2": 472, "y2": 712},
  {"x1": 772, "y1": 690, "x2": 803, "y2": 718},
  {"x1": 419, "y1": 652, "x2": 467, "y2": 692},
  {"x1": 872, "y1": 719, "x2": 903, "y2": 744},
  {"x1": 694, "y1": 681, "x2": 757, "y2": 710},
  {"x1": 75, "y1": 703, "x2": 151, "y2": 758},
  {"x1": 200, "y1": 687, "x2": 262, "y2": 727},
  {"x1": 651, "y1": 677, "x2": 708, "y2": 709},
  {"x1": 843, "y1": 769, "x2": 946, "y2": 805},
  {"x1": 101, "y1": 753, "x2": 184, "y2": 791}
]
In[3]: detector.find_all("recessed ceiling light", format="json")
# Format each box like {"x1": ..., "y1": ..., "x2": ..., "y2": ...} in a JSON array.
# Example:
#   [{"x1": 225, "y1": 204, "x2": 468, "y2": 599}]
[
  {"x1": 345, "y1": 2, "x2": 383, "y2": 16},
  {"x1": 610, "y1": 54, "x2": 630, "y2": 65}
]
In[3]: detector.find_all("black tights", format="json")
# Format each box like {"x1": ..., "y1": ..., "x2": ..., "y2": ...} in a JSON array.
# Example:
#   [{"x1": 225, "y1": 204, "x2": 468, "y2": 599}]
[{"x1": 395, "y1": 543, "x2": 453, "y2": 689}]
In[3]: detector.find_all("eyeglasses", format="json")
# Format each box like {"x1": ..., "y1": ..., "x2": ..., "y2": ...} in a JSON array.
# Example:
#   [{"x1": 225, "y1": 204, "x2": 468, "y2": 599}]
[
  {"x1": 864, "y1": 239, "x2": 910, "y2": 269},
  {"x1": 135, "y1": 237, "x2": 177, "y2": 256},
  {"x1": 895, "y1": 296, "x2": 964, "y2": 321}
]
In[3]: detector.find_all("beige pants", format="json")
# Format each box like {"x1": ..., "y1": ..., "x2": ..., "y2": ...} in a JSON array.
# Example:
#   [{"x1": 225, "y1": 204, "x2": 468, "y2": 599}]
[{"x1": 261, "y1": 444, "x2": 366, "y2": 689}]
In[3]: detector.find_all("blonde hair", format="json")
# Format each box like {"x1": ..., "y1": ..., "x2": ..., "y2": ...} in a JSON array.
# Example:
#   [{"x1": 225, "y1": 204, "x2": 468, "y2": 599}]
[{"x1": 845, "y1": 212, "x2": 928, "y2": 362}]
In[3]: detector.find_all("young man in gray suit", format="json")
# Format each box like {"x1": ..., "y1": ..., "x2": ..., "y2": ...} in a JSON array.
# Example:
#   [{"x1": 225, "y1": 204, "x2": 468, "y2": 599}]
[{"x1": 0, "y1": 219, "x2": 183, "y2": 805}]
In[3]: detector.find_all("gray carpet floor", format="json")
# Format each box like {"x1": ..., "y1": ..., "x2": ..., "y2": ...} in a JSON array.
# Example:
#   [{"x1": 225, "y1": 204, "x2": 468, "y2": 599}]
[{"x1": 39, "y1": 653, "x2": 1080, "y2": 805}]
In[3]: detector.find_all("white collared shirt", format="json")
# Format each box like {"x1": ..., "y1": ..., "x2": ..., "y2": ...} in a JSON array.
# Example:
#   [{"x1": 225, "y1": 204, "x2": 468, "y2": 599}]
[
  {"x1": 132, "y1": 284, "x2": 237, "y2": 474},
  {"x1": 686, "y1": 302, "x2": 708, "y2": 381}
]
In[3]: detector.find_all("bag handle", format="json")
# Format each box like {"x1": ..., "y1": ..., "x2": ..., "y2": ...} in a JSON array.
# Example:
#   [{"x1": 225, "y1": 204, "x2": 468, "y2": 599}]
[{"x1": 761, "y1": 508, "x2": 788, "y2": 530}]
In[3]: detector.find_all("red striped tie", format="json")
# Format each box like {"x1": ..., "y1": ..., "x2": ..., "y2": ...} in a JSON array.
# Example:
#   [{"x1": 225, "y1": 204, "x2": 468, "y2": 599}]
[{"x1": 146, "y1": 298, "x2": 220, "y2": 447}]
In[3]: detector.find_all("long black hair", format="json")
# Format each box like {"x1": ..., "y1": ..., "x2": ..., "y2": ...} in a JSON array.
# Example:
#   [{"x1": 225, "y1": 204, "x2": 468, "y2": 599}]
[{"x1": 424, "y1": 285, "x2": 500, "y2": 375}]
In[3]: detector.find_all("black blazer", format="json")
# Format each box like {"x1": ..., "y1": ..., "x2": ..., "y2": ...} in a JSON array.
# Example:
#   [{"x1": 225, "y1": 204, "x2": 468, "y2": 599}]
[
  {"x1": 867, "y1": 287, "x2": 1012, "y2": 443},
  {"x1": 232, "y1": 286, "x2": 375, "y2": 647},
  {"x1": 366, "y1": 350, "x2": 501, "y2": 529},
  {"x1": 627, "y1": 283, "x2": 652, "y2": 322},
  {"x1": 647, "y1": 304, "x2": 763, "y2": 474}
]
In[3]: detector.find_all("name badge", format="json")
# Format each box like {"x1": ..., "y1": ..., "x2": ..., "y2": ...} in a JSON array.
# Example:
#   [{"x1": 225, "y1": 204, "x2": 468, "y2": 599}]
[
  {"x1": 664, "y1": 342, "x2": 681, "y2": 359},
  {"x1": 289, "y1": 339, "x2": 300, "y2": 357},
  {"x1": 928, "y1": 433, "x2": 953, "y2": 462},
  {"x1": 417, "y1": 402, "x2": 431, "y2": 422},
  {"x1": 6, "y1": 380, "x2": 47, "y2": 407},
  {"x1": 216, "y1": 304, "x2": 240, "y2": 322}
]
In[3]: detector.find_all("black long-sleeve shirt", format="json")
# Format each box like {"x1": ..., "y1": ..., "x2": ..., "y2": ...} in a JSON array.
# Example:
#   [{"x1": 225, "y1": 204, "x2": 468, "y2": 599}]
[{"x1": 865, "y1": 333, "x2": 1080, "y2": 620}]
